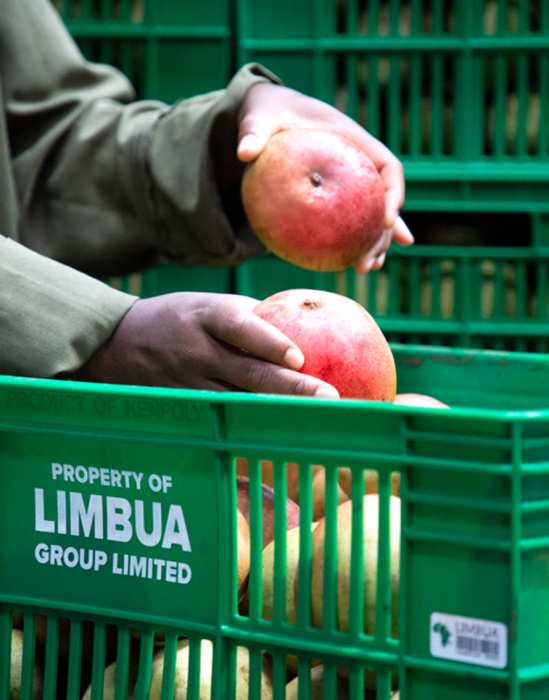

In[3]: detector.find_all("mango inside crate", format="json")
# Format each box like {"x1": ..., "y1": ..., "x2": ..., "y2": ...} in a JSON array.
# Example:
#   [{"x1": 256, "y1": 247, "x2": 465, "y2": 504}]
[{"x1": 3, "y1": 344, "x2": 549, "y2": 699}]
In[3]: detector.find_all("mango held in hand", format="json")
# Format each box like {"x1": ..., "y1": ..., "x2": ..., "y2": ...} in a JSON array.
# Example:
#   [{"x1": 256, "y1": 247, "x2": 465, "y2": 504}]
[
  {"x1": 254, "y1": 289, "x2": 396, "y2": 401},
  {"x1": 241, "y1": 128, "x2": 386, "y2": 272}
]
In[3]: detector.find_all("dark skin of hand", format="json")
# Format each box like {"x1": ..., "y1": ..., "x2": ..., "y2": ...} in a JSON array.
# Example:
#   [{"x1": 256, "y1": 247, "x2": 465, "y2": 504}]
[
  {"x1": 70, "y1": 292, "x2": 339, "y2": 397},
  {"x1": 68, "y1": 84, "x2": 413, "y2": 395}
]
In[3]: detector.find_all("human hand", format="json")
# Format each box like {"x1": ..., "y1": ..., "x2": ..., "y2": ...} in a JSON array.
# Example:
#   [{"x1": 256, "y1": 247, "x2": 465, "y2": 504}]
[
  {"x1": 237, "y1": 83, "x2": 413, "y2": 273},
  {"x1": 66, "y1": 292, "x2": 340, "y2": 397}
]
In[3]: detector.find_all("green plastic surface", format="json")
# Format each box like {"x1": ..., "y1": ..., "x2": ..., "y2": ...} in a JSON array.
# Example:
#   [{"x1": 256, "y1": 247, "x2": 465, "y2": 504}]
[
  {"x1": 237, "y1": 233, "x2": 549, "y2": 352},
  {"x1": 53, "y1": 0, "x2": 549, "y2": 341},
  {"x1": 2, "y1": 345, "x2": 549, "y2": 698},
  {"x1": 106, "y1": 262, "x2": 232, "y2": 298},
  {"x1": 53, "y1": 0, "x2": 231, "y2": 102},
  {"x1": 236, "y1": 0, "x2": 549, "y2": 216},
  {"x1": 50, "y1": 0, "x2": 233, "y2": 299}
]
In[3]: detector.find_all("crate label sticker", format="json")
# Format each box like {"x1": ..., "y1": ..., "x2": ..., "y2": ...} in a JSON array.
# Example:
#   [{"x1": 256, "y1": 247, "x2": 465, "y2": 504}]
[{"x1": 430, "y1": 612, "x2": 507, "y2": 669}]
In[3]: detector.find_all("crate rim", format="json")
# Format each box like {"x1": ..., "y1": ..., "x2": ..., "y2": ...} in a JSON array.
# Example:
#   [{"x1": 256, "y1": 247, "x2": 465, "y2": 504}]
[{"x1": 1, "y1": 344, "x2": 548, "y2": 423}]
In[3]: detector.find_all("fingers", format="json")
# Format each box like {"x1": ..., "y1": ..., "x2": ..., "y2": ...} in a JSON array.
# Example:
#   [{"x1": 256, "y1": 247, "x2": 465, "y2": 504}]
[
  {"x1": 337, "y1": 128, "x2": 404, "y2": 228},
  {"x1": 354, "y1": 218, "x2": 413, "y2": 274},
  {"x1": 355, "y1": 250, "x2": 387, "y2": 274},
  {"x1": 379, "y1": 159, "x2": 405, "y2": 229},
  {"x1": 237, "y1": 115, "x2": 274, "y2": 163},
  {"x1": 392, "y1": 216, "x2": 414, "y2": 245},
  {"x1": 214, "y1": 351, "x2": 340, "y2": 398},
  {"x1": 369, "y1": 252, "x2": 387, "y2": 272},
  {"x1": 349, "y1": 130, "x2": 405, "y2": 229},
  {"x1": 204, "y1": 300, "x2": 306, "y2": 371},
  {"x1": 202, "y1": 296, "x2": 339, "y2": 397},
  {"x1": 355, "y1": 230, "x2": 391, "y2": 273}
]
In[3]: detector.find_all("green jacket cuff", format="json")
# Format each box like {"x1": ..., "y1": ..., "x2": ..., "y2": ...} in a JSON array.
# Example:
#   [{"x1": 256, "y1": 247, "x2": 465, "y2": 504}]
[{"x1": 143, "y1": 63, "x2": 282, "y2": 266}]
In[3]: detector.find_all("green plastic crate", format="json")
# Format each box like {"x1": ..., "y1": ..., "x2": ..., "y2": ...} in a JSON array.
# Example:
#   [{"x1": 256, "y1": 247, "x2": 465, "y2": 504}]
[
  {"x1": 54, "y1": 0, "x2": 231, "y2": 102},
  {"x1": 236, "y1": 0, "x2": 549, "y2": 225},
  {"x1": 52, "y1": 0, "x2": 233, "y2": 297},
  {"x1": 2, "y1": 344, "x2": 549, "y2": 698},
  {"x1": 236, "y1": 232, "x2": 549, "y2": 352},
  {"x1": 107, "y1": 262, "x2": 232, "y2": 298}
]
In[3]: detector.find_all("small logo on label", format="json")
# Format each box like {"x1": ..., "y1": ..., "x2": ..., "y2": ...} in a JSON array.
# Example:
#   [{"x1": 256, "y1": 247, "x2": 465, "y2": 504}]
[
  {"x1": 432, "y1": 622, "x2": 451, "y2": 647},
  {"x1": 430, "y1": 613, "x2": 507, "y2": 670}
]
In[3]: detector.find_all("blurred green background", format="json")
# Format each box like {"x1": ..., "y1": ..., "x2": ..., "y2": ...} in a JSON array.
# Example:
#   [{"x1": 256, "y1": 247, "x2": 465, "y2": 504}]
[{"x1": 52, "y1": 0, "x2": 549, "y2": 350}]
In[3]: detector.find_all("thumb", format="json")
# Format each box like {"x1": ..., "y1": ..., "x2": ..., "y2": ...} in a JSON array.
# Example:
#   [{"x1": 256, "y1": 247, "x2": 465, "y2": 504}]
[{"x1": 237, "y1": 117, "x2": 273, "y2": 163}]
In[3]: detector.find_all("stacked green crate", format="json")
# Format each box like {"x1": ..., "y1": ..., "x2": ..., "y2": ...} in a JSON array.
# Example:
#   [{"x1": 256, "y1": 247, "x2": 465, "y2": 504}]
[
  {"x1": 238, "y1": 239, "x2": 549, "y2": 352},
  {"x1": 235, "y1": 0, "x2": 549, "y2": 349},
  {"x1": 52, "y1": 0, "x2": 233, "y2": 296}
]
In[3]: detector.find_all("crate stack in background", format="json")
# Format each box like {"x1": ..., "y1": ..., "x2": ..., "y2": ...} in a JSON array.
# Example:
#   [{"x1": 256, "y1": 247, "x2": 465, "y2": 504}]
[
  {"x1": 51, "y1": 0, "x2": 549, "y2": 351},
  {"x1": 54, "y1": 0, "x2": 232, "y2": 102},
  {"x1": 52, "y1": 0, "x2": 234, "y2": 296},
  {"x1": 235, "y1": 0, "x2": 549, "y2": 351}
]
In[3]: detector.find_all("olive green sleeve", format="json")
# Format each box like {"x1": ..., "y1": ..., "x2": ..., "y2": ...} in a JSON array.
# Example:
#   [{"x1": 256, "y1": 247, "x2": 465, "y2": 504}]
[
  {"x1": 0, "y1": 236, "x2": 137, "y2": 378},
  {"x1": 144, "y1": 65, "x2": 279, "y2": 266},
  {"x1": 4, "y1": 0, "x2": 278, "y2": 275}
]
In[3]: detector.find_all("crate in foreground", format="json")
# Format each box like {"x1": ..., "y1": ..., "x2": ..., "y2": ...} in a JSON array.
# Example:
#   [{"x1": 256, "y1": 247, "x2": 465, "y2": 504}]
[{"x1": 2, "y1": 345, "x2": 549, "y2": 698}]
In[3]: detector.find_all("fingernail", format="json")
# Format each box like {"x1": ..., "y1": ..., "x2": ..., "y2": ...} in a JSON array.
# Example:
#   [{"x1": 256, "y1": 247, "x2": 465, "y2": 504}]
[
  {"x1": 284, "y1": 347, "x2": 304, "y2": 370},
  {"x1": 314, "y1": 386, "x2": 340, "y2": 399},
  {"x1": 238, "y1": 134, "x2": 260, "y2": 156},
  {"x1": 399, "y1": 216, "x2": 415, "y2": 243}
]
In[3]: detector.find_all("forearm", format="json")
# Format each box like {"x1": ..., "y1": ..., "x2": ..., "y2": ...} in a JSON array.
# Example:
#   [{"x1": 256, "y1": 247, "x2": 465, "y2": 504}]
[
  {"x1": 4, "y1": 0, "x2": 276, "y2": 275},
  {"x1": 146, "y1": 63, "x2": 278, "y2": 267}
]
